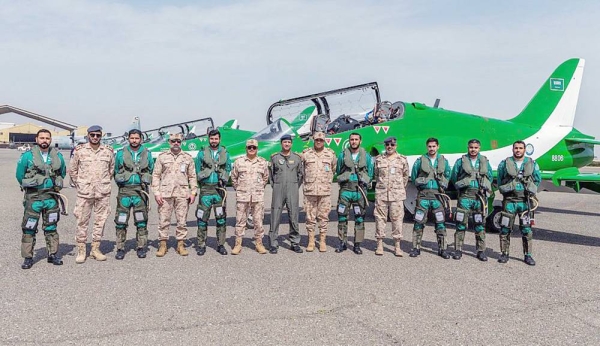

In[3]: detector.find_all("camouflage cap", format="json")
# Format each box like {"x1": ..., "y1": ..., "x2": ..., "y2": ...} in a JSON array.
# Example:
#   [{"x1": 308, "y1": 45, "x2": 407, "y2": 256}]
[
  {"x1": 170, "y1": 133, "x2": 184, "y2": 140},
  {"x1": 246, "y1": 139, "x2": 258, "y2": 147},
  {"x1": 87, "y1": 125, "x2": 102, "y2": 133},
  {"x1": 384, "y1": 136, "x2": 397, "y2": 145},
  {"x1": 314, "y1": 132, "x2": 326, "y2": 140}
]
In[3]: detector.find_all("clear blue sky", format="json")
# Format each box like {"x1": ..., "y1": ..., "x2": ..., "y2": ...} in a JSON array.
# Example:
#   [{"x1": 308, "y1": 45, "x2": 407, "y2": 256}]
[{"x1": 1, "y1": 0, "x2": 598, "y2": 153}]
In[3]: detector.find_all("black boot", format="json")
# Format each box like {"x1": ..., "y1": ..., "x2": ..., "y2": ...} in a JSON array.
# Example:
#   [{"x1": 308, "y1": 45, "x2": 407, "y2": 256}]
[
  {"x1": 47, "y1": 253, "x2": 63, "y2": 265},
  {"x1": 291, "y1": 244, "x2": 303, "y2": 253},
  {"x1": 524, "y1": 254, "x2": 536, "y2": 266},
  {"x1": 498, "y1": 253, "x2": 509, "y2": 263},
  {"x1": 409, "y1": 248, "x2": 421, "y2": 257},
  {"x1": 216, "y1": 245, "x2": 228, "y2": 255},
  {"x1": 21, "y1": 258, "x2": 34, "y2": 269},
  {"x1": 438, "y1": 249, "x2": 450, "y2": 259},
  {"x1": 115, "y1": 249, "x2": 125, "y2": 260},
  {"x1": 476, "y1": 251, "x2": 488, "y2": 262},
  {"x1": 136, "y1": 247, "x2": 147, "y2": 259},
  {"x1": 452, "y1": 250, "x2": 462, "y2": 260},
  {"x1": 335, "y1": 241, "x2": 347, "y2": 253},
  {"x1": 196, "y1": 246, "x2": 206, "y2": 256},
  {"x1": 269, "y1": 246, "x2": 278, "y2": 254},
  {"x1": 353, "y1": 243, "x2": 363, "y2": 255}
]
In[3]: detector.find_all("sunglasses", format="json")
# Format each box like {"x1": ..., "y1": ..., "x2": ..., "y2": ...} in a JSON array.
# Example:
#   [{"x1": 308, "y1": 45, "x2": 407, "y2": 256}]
[
  {"x1": 246, "y1": 146, "x2": 257, "y2": 150},
  {"x1": 170, "y1": 139, "x2": 182, "y2": 143},
  {"x1": 88, "y1": 133, "x2": 102, "y2": 138},
  {"x1": 385, "y1": 143, "x2": 396, "y2": 147}
]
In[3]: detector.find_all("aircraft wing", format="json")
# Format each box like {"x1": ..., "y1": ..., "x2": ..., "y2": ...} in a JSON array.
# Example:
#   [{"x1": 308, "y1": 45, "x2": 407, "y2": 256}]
[{"x1": 544, "y1": 167, "x2": 600, "y2": 193}]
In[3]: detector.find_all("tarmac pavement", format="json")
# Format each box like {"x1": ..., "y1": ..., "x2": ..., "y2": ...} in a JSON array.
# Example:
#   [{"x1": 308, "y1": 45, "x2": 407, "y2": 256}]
[{"x1": 1, "y1": 149, "x2": 600, "y2": 345}]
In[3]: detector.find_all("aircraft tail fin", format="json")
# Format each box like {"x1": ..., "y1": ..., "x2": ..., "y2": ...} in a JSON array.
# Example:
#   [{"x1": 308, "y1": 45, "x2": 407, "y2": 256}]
[
  {"x1": 510, "y1": 58, "x2": 585, "y2": 128},
  {"x1": 129, "y1": 116, "x2": 141, "y2": 131}
]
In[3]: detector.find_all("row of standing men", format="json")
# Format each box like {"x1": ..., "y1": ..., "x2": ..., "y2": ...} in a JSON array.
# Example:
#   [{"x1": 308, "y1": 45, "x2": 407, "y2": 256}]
[{"x1": 16, "y1": 126, "x2": 540, "y2": 269}]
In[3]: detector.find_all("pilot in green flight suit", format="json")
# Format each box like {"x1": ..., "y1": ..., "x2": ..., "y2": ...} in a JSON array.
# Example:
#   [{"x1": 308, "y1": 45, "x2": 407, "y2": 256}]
[
  {"x1": 113, "y1": 129, "x2": 154, "y2": 259},
  {"x1": 335, "y1": 132, "x2": 374, "y2": 255},
  {"x1": 15, "y1": 129, "x2": 66, "y2": 269},
  {"x1": 497, "y1": 140, "x2": 541, "y2": 266},
  {"x1": 450, "y1": 139, "x2": 493, "y2": 261},
  {"x1": 409, "y1": 137, "x2": 451, "y2": 259},
  {"x1": 195, "y1": 129, "x2": 232, "y2": 256}
]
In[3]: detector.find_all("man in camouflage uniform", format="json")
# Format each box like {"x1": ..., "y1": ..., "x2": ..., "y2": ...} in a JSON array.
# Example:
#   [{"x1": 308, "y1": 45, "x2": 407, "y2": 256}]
[
  {"x1": 335, "y1": 132, "x2": 374, "y2": 255},
  {"x1": 152, "y1": 133, "x2": 198, "y2": 257},
  {"x1": 497, "y1": 140, "x2": 541, "y2": 266},
  {"x1": 409, "y1": 137, "x2": 451, "y2": 259},
  {"x1": 450, "y1": 139, "x2": 493, "y2": 261},
  {"x1": 16, "y1": 129, "x2": 67, "y2": 269},
  {"x1": 300, "y1": 131, "x2": 336, "y2": 252},
  {"x1": 194, "y1": 129, "x2": 232, "y2": 256},
  {"x1": 268, "y1": 134, "x2": 303, "y2": 254},
  {"x1": 113, "y1": 129, "x2": 155, "y2": 260},
  {"x1": 230, "y1": 139, "x2": 269, "y2": 255},
  {"x1": 70, "y1": 125, "x2": 115, "y2": 264},
  {"x1": 373, "y1": 136, "x2": 409, "y2": 257}
]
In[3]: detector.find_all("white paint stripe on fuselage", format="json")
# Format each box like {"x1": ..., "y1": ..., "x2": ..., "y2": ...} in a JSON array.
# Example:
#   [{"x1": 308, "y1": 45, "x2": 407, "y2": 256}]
[{"x1": 405, "y1": 59, "x2": 584, "y2": 170}]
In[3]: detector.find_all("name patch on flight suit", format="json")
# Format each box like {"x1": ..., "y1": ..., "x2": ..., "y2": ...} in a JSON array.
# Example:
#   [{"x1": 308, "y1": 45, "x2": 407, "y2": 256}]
[
  {"x1": 279, "y1": 159, "x2": 285, "y2": 165},
  {"x1": 180, "y1": 163, "x2": 187, "y2": 172},
  {"x1": 324, "y1": 164, "x2": 330, "y2": 172}
]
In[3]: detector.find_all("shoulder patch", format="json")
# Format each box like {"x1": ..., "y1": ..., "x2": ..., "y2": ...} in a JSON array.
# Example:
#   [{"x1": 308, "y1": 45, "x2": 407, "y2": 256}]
[
  {"x1": 75, "y1": 144, "x2": 84, "y2": 151},
  {"x1": 103, "y1": 145, "x2": 114, "y2": 152},
  {"x1": 270, "y1": 152, "x2": 278, "y2": 158}
]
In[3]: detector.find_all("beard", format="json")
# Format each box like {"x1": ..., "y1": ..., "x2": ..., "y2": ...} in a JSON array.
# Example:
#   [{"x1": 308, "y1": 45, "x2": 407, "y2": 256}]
[
  {"x1": 210, "y1": 142, "x2": 219, "y2": 149},
  {"x1": 171, "y1": 146, "x2": 181, "y2": 153},
  {"x1": 130, "y1": 143, "x2": 140, "y2": 149},
  {"x1": 39, "y1": 143, "x2": 49, "y2": 149}
]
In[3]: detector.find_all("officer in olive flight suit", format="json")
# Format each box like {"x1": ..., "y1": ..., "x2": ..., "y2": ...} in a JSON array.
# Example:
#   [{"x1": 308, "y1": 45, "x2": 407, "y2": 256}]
[{"x1": 268, "y1": 134, "x2": 304, "y2": 254}]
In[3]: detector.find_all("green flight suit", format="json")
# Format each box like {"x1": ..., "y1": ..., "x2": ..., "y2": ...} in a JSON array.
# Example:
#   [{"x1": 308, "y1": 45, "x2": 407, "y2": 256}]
[
  {"x1": 113, "y1": 145, "x2": 154, "y2": 250},
  {"x1": 450, "y1": 154, "x2": 494, "y2": 252},
  {"x1": 335, "y1": 148, "x2": 374, "y2": 244},
  {"x1": 16, "y1": 146, "x2": 66, "y2": 258},
  {"x1": 497, "y1": 157, "x2": 541, "y2": 257},
  {"x1": 411, "y1": 154, "x2": 451, "y2": 250},
  {"x1": 195, "y1": 146, "x2": 232, "y2": 247}
]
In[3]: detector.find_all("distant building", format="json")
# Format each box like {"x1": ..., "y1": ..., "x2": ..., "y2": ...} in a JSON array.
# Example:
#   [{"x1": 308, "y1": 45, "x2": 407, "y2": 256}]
[{"x1": 0, "y1": 123, "x2": 91, "y2": 144}]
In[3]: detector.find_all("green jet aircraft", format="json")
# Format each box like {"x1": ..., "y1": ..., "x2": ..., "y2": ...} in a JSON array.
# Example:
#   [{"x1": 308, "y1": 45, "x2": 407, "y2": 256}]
[{"x1": 221, "y1": 58, "x2": 599, "y2": 230}]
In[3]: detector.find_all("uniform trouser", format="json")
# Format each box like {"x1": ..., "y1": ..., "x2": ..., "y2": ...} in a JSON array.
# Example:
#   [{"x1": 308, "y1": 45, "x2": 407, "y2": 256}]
[
  {"x1": 74, "y1": 194, "x2": 111, "y2": 243},
  {"x1": 269, "y1": 183, "x2": 300, "y2": 248},
  {"x1": 196, "y1": 186, "x2": 227, "y2": 247},
  {"x1": 337, "y1": 186, "x2": 366, "y2": 243},
  {"x1": 412, "y1": 192, "x2": 447, "y2": 250},
  {"x1": 374, "y1": 198, "x2": 404, "y2": 240},
  {"x1": 235, "y1": 201, "x2": 265, "y2": 239},
  {"x1": 158, "y1": 197, "x2": 189, "y2": 241},
  {"x1": 304, "y1": 195, "x2": 331, "y2": 235},
  {"x1": 21, "y1": 191, "x2": 61, "y2": 258},
  {"x1": 499, "y1": 200, "x2": 533, "y2": 256},
  {"x1": 114, "y1": 186, "x2": 149, "y2": 250},
  {"x1": 454, "y1": 194, "x2": 486, "y2": 252}
]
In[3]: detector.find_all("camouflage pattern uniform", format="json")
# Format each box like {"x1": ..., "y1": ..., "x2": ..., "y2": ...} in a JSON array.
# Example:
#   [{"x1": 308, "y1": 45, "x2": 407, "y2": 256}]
[
  {"x1": 151, "y1": 150, "x2": 197, "y2": 241},
  {"x1": 70, "y1": 143, "x2": 115, "y2": 244},
  {"x1": 374, "y1": 152, "x2": 409, "y2": 241},
  {"x1": 113, "y1": 145, "x2": 154, "y2": 252},
  {"x1": 301, "y1": 143, "x2": 336, "y2": 251},
  {"x1": 231, "y1": 154, "x2": 269, "y2": 240},
  {"x1": 268, "y1": 151, "x2": 303, "y2": 249},
  {"x1": 16, "y1": 146, "x2": 66, "y2": 260}
]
